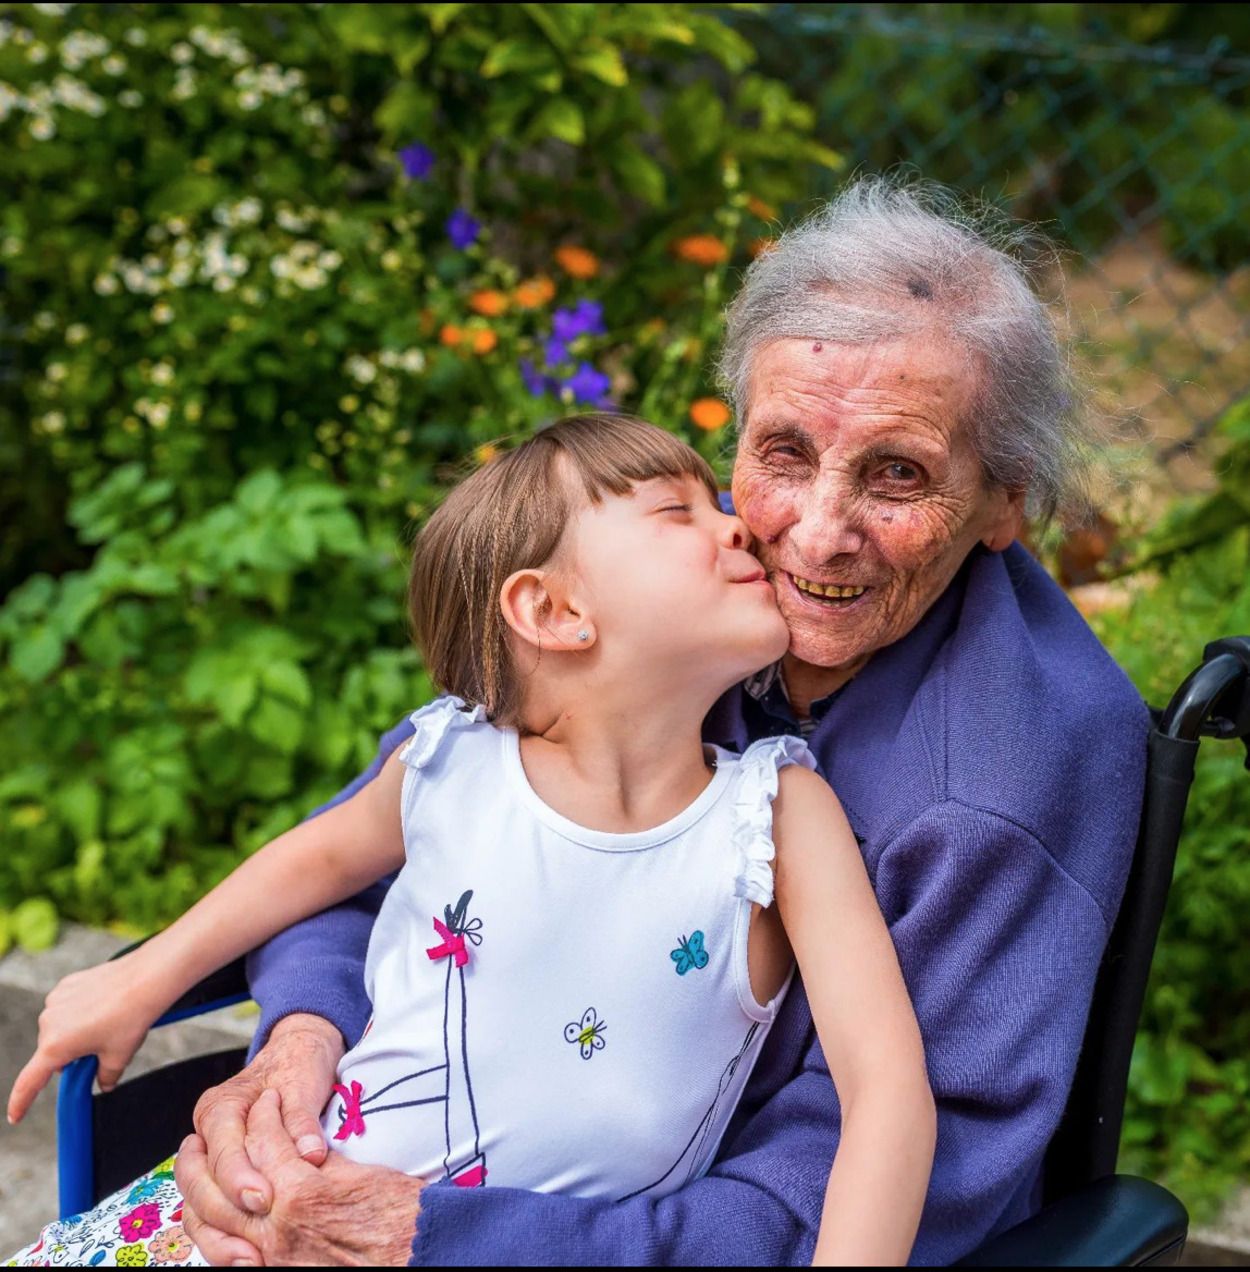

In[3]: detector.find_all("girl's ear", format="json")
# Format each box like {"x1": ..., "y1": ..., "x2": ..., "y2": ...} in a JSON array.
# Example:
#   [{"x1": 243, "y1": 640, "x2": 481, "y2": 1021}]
[{"x1": 500, "y1": 569, "x2": 595, "y2": 652}]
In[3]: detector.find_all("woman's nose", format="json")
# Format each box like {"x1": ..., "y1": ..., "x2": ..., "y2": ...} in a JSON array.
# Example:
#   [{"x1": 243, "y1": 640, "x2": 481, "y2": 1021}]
[{"x1": 789, "y1": 502, "x2": 864, "y2": 563}]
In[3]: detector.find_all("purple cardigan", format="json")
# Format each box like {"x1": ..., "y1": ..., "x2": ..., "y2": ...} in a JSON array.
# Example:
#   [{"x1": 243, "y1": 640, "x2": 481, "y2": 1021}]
[{"x1": 247, "y1": 542, "x2": 1148, "y2": 1265}]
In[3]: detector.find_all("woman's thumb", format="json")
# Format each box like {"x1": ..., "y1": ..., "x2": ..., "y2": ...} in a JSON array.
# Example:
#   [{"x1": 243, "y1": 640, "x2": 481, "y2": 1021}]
[{"x1": 282, "y1": 1093, "x2": 329, "y2": 1163}]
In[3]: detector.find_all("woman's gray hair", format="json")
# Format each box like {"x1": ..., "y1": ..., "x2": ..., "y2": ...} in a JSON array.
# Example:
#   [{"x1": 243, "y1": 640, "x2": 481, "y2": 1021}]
[{"x1": 717, "y1": 176, "x2": 1094, "y2": 522}]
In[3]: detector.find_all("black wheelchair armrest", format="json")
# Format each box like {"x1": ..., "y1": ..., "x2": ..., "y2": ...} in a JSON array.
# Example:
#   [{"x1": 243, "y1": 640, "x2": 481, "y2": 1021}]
[
  {"x1": 110, "y1": 939, "x2": 250, "y2": 1023},
  {"x1": 956, "y1": 1175, "x2": 1188, "y2": 1267}
]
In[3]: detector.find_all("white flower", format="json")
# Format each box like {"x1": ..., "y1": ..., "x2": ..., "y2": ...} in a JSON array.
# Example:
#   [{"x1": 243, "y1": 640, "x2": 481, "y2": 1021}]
[
  {"x1": 94, "y1": 273, "x2": 120, "y2": 296},
  {"x1": 39, "y1": 410, "x2": 66, "y2": 434},
  {"x1": 345, "y1": 355, "x2": 376, "y2": 384},
  {"x1": 33, "y1": 3, "x2": 75, "y2": 15},
  {"x1": 34, "y1": 311, "x2": 57, "y2": 331},
  {"x1": 30, "y1": 115, "x2": 56, "y2": 140},
  {"x1": 171, "y1": 41, "x2": 194, "y2": 64},
  {"x1": 234, "y1": 196, "x2": 262, "y2": 225},
  {"x1": 102, "y1": 54, "x2": 126, "y2": 75},
  {"x1": 151, "y1": 301, "x2": 173, "y2": 323},
  {"x1": 318, "y1": 249, "x2": 341, "y2": 270},
  {"x1": 65, "y1": 323, "x2": 89, "y2": 345},
  {"x1": 46, "y1": 360, "x2": 68, "y2": 381},
  {"x1": 166, "y1": 217, "x2": 189, "y2": 237},
  {"x1": 124, "y1": 28, "x2": 148, "y2": 47},
  {"x1": 119, "y1": 89, "x2": 142, "y2": 107},
  {"x1": 27, "y1": 42, "x2": 48, "y2": 64},
  {"x1": 150, "y1": 361, "x2": 174, "y2": 386},
  {"x1": 171, "y1": 68, "x2": 197, "y2": 101},
  {"x1": 401, "y1": 349, "x2": 426, "y2": 374},
  {"x1": 213, "y1": 274, "x2": 236, "y2": 292},
  {"x1": 238, "y1": 89, "x2": 261, "y2": 111},
  {"x1": 276, "y1": 207, "x2": 311, "y2": 232}
]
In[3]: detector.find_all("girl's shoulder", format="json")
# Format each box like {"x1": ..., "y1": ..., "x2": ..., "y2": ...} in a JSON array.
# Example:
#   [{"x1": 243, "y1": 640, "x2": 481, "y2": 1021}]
[
  {"x1": 397, "y1": 695, "x2": 494, "y2": 772},
  {"x1": 723, "y1": 734, "x2": 818, "y2": 909}
]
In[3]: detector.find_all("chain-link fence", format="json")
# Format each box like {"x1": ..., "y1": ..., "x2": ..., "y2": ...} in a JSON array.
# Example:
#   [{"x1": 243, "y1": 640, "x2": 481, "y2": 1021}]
[{"x1": 735, "y1": 5, "x2": 1250, "y2": 495}]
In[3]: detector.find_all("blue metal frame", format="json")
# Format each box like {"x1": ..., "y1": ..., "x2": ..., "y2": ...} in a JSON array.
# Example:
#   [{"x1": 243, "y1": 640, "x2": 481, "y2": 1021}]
[{"x1": 56, "y1": 990, "x2": 250, "y2": 1219}]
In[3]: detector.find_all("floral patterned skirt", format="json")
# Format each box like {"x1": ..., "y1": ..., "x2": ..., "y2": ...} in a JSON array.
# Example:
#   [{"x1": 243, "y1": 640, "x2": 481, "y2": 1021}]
[{"x1": 6, "y1": 1157, "x2": 207, "y2": 1267}]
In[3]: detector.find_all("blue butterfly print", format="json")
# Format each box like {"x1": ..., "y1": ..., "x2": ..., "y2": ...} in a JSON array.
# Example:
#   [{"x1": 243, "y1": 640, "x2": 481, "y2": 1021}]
[
  {"x1": 671, "y1": 930, "x2": 709, "y2": 975},
  {"x1": 564, "y1": 1006, "x2": 607, "y2": 1059}
]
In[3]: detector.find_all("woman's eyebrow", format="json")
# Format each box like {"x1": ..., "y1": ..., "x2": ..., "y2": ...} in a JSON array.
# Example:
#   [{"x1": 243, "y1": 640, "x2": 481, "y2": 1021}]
[{"x1": 751, "y1": 421, "x2": 813, "y2": 449}]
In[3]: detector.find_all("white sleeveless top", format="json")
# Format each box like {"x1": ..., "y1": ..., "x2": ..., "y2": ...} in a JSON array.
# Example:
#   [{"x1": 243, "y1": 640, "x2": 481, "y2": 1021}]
[{"x1": 321, "y1": 696, "x2": 814, "y2": 1200}]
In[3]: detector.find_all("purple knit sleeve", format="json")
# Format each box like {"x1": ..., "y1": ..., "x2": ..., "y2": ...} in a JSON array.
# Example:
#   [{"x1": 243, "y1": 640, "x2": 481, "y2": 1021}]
[
  {"x1": 410, "y1": 800, "x2": 1124, "y2": 1266},
  {"x1": 245, "y1": 716, "x2": 416, "y2": 1057}
]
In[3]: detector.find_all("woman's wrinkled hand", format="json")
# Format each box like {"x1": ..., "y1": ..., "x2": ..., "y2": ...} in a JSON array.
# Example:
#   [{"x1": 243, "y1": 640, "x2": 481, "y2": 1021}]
[
  {"x1": 181, "y1": 1088, "x2": 423, "y2": 1266},
  {"x1": 175, "y1": 1013, "x2": 345, "y2": 1266}
]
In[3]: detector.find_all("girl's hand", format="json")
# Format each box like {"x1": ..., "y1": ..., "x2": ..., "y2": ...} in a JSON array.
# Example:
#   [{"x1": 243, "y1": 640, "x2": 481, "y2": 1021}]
[{"x1": 6, "y1": 951, "x2": 164, "y2": 1124}]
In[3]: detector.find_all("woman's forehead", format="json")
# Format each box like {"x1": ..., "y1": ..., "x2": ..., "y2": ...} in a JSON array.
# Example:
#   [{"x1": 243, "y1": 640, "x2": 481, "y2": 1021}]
[{"x1": 742, "y1": 336, "x2": 977, "y2": 452}]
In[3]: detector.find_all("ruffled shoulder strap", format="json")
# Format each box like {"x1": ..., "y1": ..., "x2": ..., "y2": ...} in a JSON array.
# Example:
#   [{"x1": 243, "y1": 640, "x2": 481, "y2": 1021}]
[
  {"x1": 397, "y1": 695, "x2": 490, "y2": 770},
  {"x1": 731, "y1": 735, "x2": 818, "y2": 908}
]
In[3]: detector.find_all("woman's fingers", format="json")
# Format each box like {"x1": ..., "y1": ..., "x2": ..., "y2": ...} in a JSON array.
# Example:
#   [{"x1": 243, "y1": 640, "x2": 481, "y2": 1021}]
[
  {"x1": 175, "y1": 1133, "x2": 265, "y2": 1266},
  {"x1": 280, "y1": 1086, "x2": 329, "y2": 1164},
  {"x1": 193, "y1": 1082, "x2": 274, "y2": 1216}
]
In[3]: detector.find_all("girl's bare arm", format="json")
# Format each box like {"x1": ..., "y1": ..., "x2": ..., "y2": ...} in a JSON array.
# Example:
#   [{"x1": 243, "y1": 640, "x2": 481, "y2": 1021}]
[
  {"x1": 8, "y1": 750, "x2": 409, "y2": 1124},
  {"x1": 772, "y1": 764, "x2": 936, "y2": 1267}
]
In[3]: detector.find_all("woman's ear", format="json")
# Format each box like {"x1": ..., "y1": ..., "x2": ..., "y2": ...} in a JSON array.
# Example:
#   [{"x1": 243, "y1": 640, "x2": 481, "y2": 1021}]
[
  {"x1": 500, "y1": 570, "x2": 594, "y2": 652},
  {"x1": 981, "y1": 487, "x2": 1027, "y2": 553}
]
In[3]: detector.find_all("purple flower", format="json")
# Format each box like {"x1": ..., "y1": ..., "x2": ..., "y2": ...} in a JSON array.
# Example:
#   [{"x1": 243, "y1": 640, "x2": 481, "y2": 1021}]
[
  {"x1": 552, "y1": 299, "x2": 606, "y2": 344},
  {"x1": 519, "y1": 358, "x2": 555, "y2": 397},
  {"x1": 446, "y1": 208, "x2": 480, "y2": 251},
  {"x1": 398, "y1": 142, "x2": 435, "y2": 180},
  {"x1": 565, "y1": 362, "x2": 612, "y2": 407},
  {"x1": 543, "y1": 335, "x2": 570, "y2": 367}
]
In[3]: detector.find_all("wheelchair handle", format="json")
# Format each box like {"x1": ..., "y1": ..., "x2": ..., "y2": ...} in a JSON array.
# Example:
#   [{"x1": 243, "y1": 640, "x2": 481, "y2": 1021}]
[{"x1": 1159, "y1": 636, "x2": 1250, "y2": 763}]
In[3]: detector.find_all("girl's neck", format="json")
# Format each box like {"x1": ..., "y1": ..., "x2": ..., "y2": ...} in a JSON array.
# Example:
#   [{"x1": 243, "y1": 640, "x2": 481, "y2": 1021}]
[{"x1": 517, "y1": 683, "x2": 717, "y2": 835}]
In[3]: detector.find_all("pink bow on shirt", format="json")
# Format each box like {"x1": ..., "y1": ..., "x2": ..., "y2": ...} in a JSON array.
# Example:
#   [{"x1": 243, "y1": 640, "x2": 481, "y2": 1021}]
[
  {"x1": 426, "y1": 916, "x2": 469, "y2": 967},
  {"x1": 332, "y1": 1080, "x2": 366, "y2": 1141}
]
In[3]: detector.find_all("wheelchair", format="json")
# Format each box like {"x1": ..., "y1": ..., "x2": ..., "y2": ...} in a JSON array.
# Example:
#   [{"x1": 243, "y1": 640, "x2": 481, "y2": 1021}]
[{"x1": 54, "y1": 637, "x2": 1250, "y2": 1265}]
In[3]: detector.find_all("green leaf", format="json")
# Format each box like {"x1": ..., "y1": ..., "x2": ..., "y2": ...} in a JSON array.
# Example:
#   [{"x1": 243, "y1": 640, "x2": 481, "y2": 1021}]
[
  {"x1": 424, "y1": 3, "x2": 467, "y2": 36},
  {"x1": 0, "y1": 913, "x2": 11, "y2": 959},
  {"x1": 237, "y1": 470, "x2": 283, "y2": 515},
  {"x1": 216, "y1": 674, "x2": 260, "y2": 728},
  {"x1": 55, "y1": 779, "x2": 102, "y2": 842},
  {"x1": 610, "y1": 143, "x2": 666, "y2": 206},
  {"x1": 803, "y1": 140, "x2": 845, "y2": 170},
  {"x1": 376, "y1": 81, "x2": 437, "y2": 142},
  {"x1": 10, "y1": 623, "x2": 65, "y2": 683},
  {"x1": 481, "y1": 37, "x2": 558, "y2": 79},
  {"x1": 532, "y1": 98, "x2": 585, "y2": 146},
  {"x1": 260, "y1": 660, "x2": 313, "y2": 709},
  {"x1": 13, "y1": 898, "x2": 59, "y2": 952},
  {"x1": 248, "y1": 695, "x2": 305, "y2": 754},
  {"x1": 573, "y1": 43, "x2": 628, "y2": 88}
]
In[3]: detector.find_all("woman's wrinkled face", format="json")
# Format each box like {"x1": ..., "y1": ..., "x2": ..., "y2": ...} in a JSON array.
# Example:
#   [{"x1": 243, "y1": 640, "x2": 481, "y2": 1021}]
[{"x1": 731, "y1": 336, "x2": 1023, "y2": 675}]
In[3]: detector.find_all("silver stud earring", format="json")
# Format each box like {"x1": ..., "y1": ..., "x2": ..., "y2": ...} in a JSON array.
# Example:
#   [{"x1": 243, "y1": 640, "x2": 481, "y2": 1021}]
[{"x1": 576, "y1": 630, "x2": 590, "y2": 642}]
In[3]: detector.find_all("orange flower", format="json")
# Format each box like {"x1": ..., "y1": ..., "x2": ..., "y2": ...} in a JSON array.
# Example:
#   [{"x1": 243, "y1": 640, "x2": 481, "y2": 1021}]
[
  {"x1": 748, "y1": 237, "x2": 777, "y2": 259},
  {"x1": 671, "y1": 234, "x2": 729, "y2": 267},
  {"x1": 439, "y1": 324, "x2": 463, "y2": 347},
  {"x1": 746, "y1": 195, "x2": 778, "y2": 221},
  {"x1": 689, "y1": 398, "x2": 731, "y2": 431},
  {"x1": 513, "y1": 275, "x2": 557, "y2": 308},
  {"x1": 474, "y1": 443, "x2": 501, "y2": 465},
  {"x1": 555, "y1": 245, "x2": 600, "y2": 279},
  {"x1": 470, "y1": 328, "x2": 498, "y2": 355},
  {"x1": 468, "y1": 289, "x2": 509, "y2": 317}
]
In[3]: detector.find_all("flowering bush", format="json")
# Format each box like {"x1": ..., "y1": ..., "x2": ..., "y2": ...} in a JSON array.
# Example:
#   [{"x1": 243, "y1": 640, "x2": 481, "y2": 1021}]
[{"x1": 0, "y1": 3, "x2": 838, "y2": 933}]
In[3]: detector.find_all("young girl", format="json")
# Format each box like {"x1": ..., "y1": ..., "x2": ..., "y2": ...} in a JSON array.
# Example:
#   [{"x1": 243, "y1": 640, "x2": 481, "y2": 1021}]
[{"x1": 9, "y1": 414, "x2": 935, "y2": 1266}]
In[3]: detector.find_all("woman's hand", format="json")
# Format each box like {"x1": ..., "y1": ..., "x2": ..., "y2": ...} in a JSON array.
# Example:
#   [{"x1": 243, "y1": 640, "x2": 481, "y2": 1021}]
[
  {"x1": 175, "y1": 1013, "x2": 345, "y2": 1266},
  {"x1": 181, "y1": 1089, "x2": 423, "y2": 1266},
  {"x1": 7, "y1": 950, "x2": 164, "y2": 1124}
]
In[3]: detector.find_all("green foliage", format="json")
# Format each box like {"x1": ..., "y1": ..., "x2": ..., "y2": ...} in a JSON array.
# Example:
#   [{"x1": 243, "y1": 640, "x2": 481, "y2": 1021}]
[
  {"x1": 0, "y1": 3, "x2": 832, "y2": 934},
  {"x1": 1092, "y1": 398, "x2": 1250, "y2": 1217}
]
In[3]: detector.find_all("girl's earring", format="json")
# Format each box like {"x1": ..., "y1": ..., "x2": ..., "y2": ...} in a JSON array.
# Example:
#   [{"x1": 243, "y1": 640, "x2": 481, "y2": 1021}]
[{"x1": 576, "y1": 630, "x2": 590, "y2": 643}]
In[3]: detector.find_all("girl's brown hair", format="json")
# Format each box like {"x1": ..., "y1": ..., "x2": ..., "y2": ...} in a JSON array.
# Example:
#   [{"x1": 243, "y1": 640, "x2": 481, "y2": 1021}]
[{"x1": 408, "y1": 413, "x2": 719, "y2": 728}]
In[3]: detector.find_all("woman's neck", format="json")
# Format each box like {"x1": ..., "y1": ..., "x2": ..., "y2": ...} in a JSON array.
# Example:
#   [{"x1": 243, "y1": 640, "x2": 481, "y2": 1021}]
[
  {"x1": 518, "y1": 684, "x2": 717, "y2": 834},
  {"x1": 780, "y1": 650, "x2": 868, "y2": 719}
]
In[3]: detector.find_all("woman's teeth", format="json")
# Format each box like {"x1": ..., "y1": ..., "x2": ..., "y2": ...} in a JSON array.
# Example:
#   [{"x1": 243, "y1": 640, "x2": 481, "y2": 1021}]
[{"x1": 791, "y1": 574, "x2": 866, "y2": 601}]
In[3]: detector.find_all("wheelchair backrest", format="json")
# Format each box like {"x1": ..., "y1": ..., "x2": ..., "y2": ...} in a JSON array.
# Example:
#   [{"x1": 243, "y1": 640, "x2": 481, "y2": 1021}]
[{"x1": 1043, "y1": 637, "x2": 1250, "y2": 1202}]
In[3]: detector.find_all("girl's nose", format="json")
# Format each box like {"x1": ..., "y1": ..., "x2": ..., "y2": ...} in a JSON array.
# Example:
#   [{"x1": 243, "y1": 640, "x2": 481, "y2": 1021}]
[{"x1": 718, "y1": 511, "x2": 750, "y2": 551}]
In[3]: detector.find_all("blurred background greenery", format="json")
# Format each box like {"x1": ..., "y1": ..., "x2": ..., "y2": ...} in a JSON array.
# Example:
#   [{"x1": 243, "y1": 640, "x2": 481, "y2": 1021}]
[{"x1": 1, "y1": 1, "x2": 1248, "y2": 1218}]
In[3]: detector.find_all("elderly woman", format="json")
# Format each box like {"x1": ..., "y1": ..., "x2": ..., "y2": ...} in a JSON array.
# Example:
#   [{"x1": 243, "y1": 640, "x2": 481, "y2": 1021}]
[{"x1": 172, "y1": 178, "x2": 1146, "y2": 1266}]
